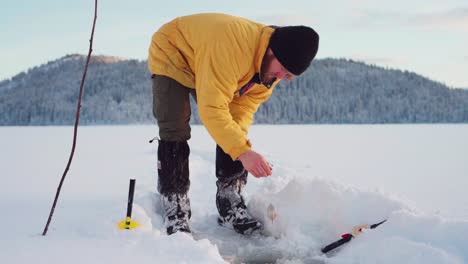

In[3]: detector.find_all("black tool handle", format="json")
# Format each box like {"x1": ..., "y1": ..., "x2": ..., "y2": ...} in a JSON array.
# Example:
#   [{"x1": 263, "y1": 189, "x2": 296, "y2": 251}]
[
  {"x1": 321, "y1": 234, "x2": 353, "y2": 253},
  {"x1": 126, "y1": 179, "x2": 136, "y2": 218}
]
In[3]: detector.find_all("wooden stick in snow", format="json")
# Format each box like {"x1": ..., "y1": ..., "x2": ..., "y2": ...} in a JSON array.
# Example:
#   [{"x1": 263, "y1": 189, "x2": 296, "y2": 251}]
[{"x1": 42, "y1": 0, "x2": 98, "y2": 236}]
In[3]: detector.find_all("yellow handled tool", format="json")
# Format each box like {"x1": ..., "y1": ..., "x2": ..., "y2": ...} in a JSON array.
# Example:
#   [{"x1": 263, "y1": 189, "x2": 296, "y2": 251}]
[{"x1": 118, "y1": 179, "x2": 140, "y2": 230}]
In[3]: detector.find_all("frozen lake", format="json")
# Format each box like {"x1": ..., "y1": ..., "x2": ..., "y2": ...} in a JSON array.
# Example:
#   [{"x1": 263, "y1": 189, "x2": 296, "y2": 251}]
[{"x1": 1, "y1": 124, "x2": 467, "y2": 263}]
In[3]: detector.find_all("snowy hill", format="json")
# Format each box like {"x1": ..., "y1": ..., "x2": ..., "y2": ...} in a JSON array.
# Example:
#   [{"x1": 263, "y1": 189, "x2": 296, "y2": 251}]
[
  {"x1": 1, "y1": 124, "x2": 468, "y2": 263},
  {"x1": 1, "y1": 55, "x2": 467, "y2": 125}
]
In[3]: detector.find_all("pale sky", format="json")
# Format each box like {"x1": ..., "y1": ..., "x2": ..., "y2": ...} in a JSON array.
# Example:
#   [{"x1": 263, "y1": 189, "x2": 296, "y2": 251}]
[{"x1": 1, "y1": 0, "x2": 467, "y2": 88}]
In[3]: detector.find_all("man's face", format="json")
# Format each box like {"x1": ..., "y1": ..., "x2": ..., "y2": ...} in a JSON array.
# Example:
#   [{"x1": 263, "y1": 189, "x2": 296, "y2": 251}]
[{"x1": 261, "y1": 49, "x2": 295, "y2": 84}]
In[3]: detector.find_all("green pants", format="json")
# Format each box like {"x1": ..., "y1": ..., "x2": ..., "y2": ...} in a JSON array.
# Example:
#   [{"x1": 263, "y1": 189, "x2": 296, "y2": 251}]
[{"x1": 152, "y1": 74, "x2": 197, "y2": 141}]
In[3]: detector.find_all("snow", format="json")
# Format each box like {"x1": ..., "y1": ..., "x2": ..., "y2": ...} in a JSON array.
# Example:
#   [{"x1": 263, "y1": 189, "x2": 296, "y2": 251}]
[{"x1": 1, "y1": 124, "x2": 467, "y2": 263}]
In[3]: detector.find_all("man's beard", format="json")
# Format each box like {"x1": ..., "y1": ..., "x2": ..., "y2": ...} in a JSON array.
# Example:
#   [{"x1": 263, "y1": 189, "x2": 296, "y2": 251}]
[
  {"x1": 260, "y1": 52, "x2": 276, "y2": 84},
  {"x1": 262, "y1": 72, "x2": 277, "y2": 84}
]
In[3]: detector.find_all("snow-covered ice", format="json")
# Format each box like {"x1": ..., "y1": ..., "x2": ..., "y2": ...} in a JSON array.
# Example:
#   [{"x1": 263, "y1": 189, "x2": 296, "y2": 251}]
[{"x1": 1, "y1": 124, "x2": 467, "y2": 263}]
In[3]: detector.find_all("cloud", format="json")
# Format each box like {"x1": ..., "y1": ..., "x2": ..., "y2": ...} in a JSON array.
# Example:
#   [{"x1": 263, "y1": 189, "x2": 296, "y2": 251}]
[
  {"x1": 348, "y1": 7, "x2": 468, "y2": 32},
  {"x1": 252, "y1": 14, "x2": 318, "y2": 26},
  {"x1": 411, "y1": 8, "x2": 468, "y2": 32},
  {"x1": 249, "y1": 6, "x2": 465, "y2": 33}
]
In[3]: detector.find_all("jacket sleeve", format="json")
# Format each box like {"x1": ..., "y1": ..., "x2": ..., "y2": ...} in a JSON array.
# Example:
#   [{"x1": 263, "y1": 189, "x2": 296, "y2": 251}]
[
  {"x1": 229, "y1": 87, "x2": 272, "y2": 134},
  {"x1": 195, "y1": 42, "x2": 253, "y2": 160}
]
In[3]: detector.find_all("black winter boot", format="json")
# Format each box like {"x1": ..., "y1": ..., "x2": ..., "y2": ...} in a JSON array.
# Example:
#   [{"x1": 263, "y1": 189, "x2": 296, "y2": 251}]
[
  {"x1": 157, "y1": 140, "x2": 191, "y2": 235},
  {"x1": 215, "y1": 145, "x2": 263, "y2": 235}
]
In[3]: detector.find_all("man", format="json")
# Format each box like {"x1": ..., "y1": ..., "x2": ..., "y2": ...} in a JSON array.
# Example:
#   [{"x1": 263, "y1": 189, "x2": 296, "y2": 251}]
[{"x1": 148, "y1": 13, "x2": 319, "y2": 235}]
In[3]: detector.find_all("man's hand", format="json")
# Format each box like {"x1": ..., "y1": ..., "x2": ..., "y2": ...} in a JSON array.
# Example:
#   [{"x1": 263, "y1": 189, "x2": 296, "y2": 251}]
[{"x1": 238, "y1": 150, "x2": 272, "y2": 178}]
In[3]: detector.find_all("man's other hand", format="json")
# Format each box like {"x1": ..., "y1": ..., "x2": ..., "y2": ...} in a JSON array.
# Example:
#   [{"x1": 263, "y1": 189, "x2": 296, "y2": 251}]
[{"x1": 238, "y1": 150, "x2": 273, "y2": 178}]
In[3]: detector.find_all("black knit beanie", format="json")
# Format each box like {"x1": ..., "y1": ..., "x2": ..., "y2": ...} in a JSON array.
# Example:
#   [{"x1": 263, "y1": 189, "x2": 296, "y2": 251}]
[{"x1": 269, "y1": 26, "x2": 319, "y2": 75}]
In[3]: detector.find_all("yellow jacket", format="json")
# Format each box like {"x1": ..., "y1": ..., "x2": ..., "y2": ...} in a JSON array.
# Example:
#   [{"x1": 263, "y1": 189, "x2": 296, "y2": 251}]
[{"x1": 148, "y1": 13, "x2": 280, "y2": 160}]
